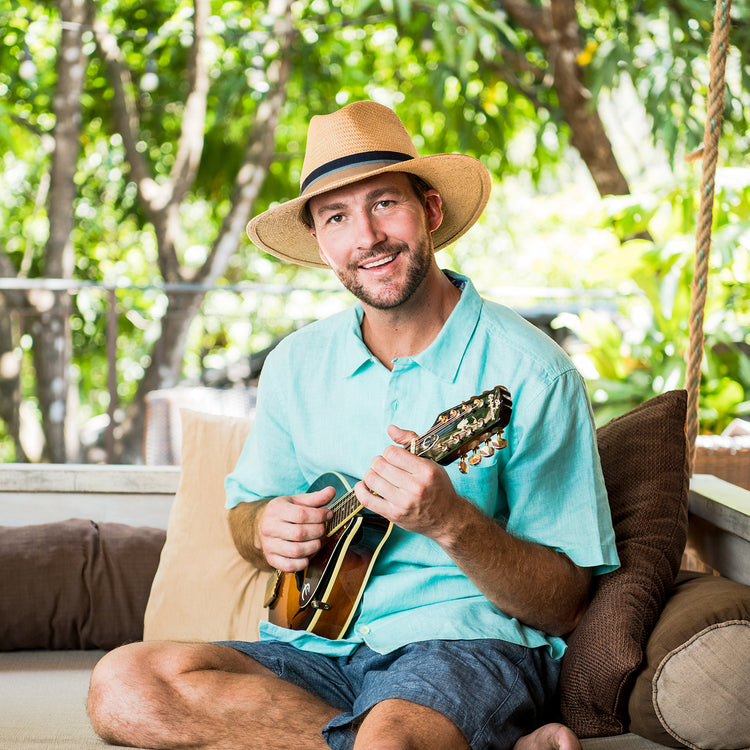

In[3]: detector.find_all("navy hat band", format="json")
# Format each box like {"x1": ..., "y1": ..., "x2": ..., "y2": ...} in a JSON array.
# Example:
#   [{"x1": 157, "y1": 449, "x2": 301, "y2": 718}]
[{"x1": 301, "y1": 150, "x2": 414, "y2": 195}]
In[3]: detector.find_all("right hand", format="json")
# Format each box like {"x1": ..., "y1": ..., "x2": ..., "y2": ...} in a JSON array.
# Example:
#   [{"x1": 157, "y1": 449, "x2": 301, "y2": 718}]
[{"x1": 257, "y1": 487, "x2": 335, "y2": 572}]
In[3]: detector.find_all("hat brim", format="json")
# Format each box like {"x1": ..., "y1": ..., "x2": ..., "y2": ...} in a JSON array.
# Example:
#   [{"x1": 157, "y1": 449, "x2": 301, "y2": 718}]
[{"x1": 247, "y1": 154, "x2": 491, "y2": 269}]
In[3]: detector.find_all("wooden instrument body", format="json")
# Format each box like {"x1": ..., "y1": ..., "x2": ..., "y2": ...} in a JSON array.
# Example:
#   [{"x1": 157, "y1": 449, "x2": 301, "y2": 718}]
[{"x1": 267, "y1": 472, "x2": 392, "y2": 640}]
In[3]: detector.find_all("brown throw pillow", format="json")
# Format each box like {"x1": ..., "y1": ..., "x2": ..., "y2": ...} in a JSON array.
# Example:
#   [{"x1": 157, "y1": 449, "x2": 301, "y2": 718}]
[
  {"x1": 0, "y1": 519, "x2": 165, "y2": 650},
  {"x1": 559, "y1": 390, "x2": 690, "y2": 737},
  {"x1": 628, "y1": 571, "x2": 750, "y2": 748}
]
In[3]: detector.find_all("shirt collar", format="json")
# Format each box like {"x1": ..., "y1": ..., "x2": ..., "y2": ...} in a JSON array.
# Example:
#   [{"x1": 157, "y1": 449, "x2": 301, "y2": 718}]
[
  {"x1": 337, "y1": 270, "x2": 482, "y2": 382},
  {"x1": 410, "y1": 271, "x2": 481, "y2": 383}
]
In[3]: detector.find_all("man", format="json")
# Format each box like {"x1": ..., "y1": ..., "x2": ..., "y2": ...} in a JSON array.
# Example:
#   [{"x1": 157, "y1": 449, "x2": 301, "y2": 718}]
[{"x1": 88, "y1": 101, "x2": 619, "y2": 750}]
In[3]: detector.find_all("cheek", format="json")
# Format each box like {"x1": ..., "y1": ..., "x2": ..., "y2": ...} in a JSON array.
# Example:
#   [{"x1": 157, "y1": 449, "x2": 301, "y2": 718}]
[
  {"x1": 316, "y1": 227, "x2": 366, "y2": 268},
  {"x1": 391, "y1": 211, "x2": 429, "y2": 239},
  {"x1": 317, "y1": 245, "x2": 331, "y2": 267},
  {"x1": 316, "y1": 242, "x2": 348, "y2": 273}
]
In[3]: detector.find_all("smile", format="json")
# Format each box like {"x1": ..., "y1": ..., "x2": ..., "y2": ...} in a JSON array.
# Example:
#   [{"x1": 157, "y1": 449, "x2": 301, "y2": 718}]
[{"x1": 361, "y1": 253, "x2": 398, "y2": 269}]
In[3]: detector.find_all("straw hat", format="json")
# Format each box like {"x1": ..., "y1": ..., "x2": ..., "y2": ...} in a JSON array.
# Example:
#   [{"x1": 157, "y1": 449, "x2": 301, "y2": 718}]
[{"x1": 246, "y1": 101, "x2": 492, "y2": 268}]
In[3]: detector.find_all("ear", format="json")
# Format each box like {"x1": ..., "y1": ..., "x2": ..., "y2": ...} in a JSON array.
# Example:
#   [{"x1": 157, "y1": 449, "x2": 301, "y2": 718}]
[{"x1": 425, "y1": 191, "x2": 443, "y2": 234}]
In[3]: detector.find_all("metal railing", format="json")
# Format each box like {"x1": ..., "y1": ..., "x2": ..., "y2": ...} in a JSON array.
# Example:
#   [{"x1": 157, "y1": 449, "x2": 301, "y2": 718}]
[{"x1": 0, "y1": 277, "x2": 619, "y2": 462}]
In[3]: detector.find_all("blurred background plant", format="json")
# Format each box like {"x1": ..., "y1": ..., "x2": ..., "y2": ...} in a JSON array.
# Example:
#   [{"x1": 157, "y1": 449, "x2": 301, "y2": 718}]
[{"x1": 553, "y1": 168, "x2": 750, "y2": 432}]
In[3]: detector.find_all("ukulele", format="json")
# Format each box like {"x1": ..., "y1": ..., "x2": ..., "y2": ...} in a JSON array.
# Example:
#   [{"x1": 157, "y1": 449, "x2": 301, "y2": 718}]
[{"x1": 264, "y1": 385, "x2": 512, "y2": 640}]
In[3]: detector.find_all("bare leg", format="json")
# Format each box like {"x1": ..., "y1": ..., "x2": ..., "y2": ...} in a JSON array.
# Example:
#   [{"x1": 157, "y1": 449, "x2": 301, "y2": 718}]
[
  {"x1": 513, "y1": 723, "x2": 582, "y2": 750},
  {"x1": 352, "y1": 698, "x2": 470, "y2": 750},
  {"x1": 87, "y1": 640, "x2": 338, "y2": 750}
]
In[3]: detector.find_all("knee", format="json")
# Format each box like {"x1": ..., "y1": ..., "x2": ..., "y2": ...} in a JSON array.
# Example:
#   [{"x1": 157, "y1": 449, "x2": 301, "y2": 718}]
[
  {"x1": 87, "y1": 642, "x2": 157, "y2": 740},
  {"x1": 87, "y1": 641, "x2": 238, "y2": 741}
]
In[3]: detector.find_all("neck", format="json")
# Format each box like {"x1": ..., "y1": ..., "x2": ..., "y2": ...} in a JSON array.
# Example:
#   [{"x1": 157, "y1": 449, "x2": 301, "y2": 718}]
[{"x1": 360, "y1": 267, "x2": 460, "y2": 370}]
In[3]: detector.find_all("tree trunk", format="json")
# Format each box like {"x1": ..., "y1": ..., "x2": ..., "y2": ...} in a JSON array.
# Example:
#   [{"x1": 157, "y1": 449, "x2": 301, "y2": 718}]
[
  {"x1": 501, "y1": 0, "x2": 630, "y2": 196},
  {"x1": 0, "y1": 274, "x2": 27, "y2": 461},
  {"x1": 31, "y1": 0, "x2": 89, "y2": 462},
  {"x1": 546, "y1": 0, "x2": 630, "y2": 195},
  {"x1": 110, "y1": 0, "x2": 295, "y2": 462}
]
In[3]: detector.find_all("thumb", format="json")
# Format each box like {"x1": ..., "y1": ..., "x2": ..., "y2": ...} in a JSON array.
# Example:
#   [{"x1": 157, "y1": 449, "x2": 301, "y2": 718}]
[
  {"x1": 296, "y1": 485, "x2": 336, "y2": 508},
  {"x1": 387, "y1": 424, "x2": 419, "y2": 447}
]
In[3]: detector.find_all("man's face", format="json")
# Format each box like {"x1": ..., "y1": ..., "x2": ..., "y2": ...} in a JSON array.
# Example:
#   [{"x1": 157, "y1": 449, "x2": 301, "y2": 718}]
[{"x1": 307, "y1": 172, "x2": 443, "y2": 310}]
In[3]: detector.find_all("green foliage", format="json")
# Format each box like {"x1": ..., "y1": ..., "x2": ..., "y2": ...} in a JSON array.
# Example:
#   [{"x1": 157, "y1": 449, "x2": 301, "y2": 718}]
[
  {"x1": 578, "y1": 0, "x2": 749, "y2": 162},
  {"x1": 554, "y1": 168, "x2": 750, "y2": 433}
]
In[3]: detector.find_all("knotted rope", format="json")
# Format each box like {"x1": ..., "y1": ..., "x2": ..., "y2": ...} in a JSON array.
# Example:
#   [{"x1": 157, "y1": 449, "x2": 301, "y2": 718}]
[{"x1": 685, "y1": 0, "x2": 732, "y2": 474}]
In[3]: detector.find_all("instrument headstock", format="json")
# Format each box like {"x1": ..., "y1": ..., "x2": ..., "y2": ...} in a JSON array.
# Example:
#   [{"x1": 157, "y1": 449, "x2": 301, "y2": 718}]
[{"x1": 413, "y1": 385, "x2": 512, "y2": 472}]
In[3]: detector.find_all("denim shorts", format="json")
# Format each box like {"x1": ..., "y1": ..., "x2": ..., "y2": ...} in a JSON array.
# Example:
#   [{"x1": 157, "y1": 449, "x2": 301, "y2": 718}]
[{"x1": 220, "y1": 638, "x2": 561, "y2": 750}]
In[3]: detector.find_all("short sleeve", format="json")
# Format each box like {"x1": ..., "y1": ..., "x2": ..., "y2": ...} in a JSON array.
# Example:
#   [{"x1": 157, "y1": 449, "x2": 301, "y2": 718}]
[{"x1": 503, "y1": 369, "x2": 619, "y2": 575}]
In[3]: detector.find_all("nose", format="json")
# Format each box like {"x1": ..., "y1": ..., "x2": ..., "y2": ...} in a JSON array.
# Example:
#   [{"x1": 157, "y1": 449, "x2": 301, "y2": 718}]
[{"x1": 353, "y1": 209, "x2": 386, "y2": 250}]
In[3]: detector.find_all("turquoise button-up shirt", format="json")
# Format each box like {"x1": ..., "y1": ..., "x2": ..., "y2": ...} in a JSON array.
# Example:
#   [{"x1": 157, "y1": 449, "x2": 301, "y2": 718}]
[{"x1": 225, "y1": 272, "x2": 619, "y2": 659}]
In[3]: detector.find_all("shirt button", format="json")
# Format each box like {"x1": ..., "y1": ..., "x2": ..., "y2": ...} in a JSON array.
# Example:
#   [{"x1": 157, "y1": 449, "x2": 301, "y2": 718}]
[{"x1": 359, "y1": 625, "x2": 371, "y2": 635}]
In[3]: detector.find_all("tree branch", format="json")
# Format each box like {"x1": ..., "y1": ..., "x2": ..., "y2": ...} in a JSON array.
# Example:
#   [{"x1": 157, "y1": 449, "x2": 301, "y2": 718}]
[
  {"x1": 500, "y1": 0, "x2": 630, "y2": 196},
  {"x1": 90, "y1": 1, "x2": 185, "y2": 281},
  {"x1": 500, "y1": 0, "x2": 551, "y2": 44},
  {"x1": 115, "y1": 0, "x2": 296, "y2": 460},
  {"x1": 168, "y1": 0, "x2": 210, "y2": 207},
  {"x1": 196, "y1": 0, "x2": 296, "y2": 285},
  {"x1": 546, "y1": 0, "x2": 629, "y2": 195},
  {"x1": 482, "y1": 54, "x2": 549, "y2": 113},
  {"x1": 90, "y1": 6, "x2": 159, "y2": 214}
]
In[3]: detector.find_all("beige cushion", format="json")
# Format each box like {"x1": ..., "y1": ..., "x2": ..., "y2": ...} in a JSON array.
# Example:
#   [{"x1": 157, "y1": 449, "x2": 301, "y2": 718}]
[
  {"x1": 143, "y1": 409, "x2": 270, "y2": 642},
  {"x1": 628, "y1": 571, "x2": 750, "y2": 749}
]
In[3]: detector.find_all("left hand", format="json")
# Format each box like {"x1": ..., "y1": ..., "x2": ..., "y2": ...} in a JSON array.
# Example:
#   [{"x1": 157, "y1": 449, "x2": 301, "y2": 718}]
[{"x1": 354, "y1": 424, "x2": 463, "y2": 540}]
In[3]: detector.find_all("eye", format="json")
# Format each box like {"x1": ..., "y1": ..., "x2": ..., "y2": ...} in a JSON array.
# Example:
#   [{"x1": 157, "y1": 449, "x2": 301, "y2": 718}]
[{"x1": 327, "y1": 213, "x2": 345, "y2": 224}]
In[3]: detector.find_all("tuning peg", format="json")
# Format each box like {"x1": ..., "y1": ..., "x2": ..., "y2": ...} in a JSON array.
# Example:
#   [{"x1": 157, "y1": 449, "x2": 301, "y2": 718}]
[
  {"x1": 480, "y1": 442, "x2": 494, "y2": 458},
  {"x1": 492, "y1": 435, "x2": 507, "y2": 450},
  {"x1": 468, "y1": 450, "x2": 482, "y2": 467},
  {"x1": 458, "y1": 457, "x2": 468, "y2": 473}
]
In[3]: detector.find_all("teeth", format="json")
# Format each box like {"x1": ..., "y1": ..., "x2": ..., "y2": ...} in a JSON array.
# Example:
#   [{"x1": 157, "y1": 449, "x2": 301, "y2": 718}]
[{"x1": 362, "y1": 254, "x2": 396, "y2": 269}]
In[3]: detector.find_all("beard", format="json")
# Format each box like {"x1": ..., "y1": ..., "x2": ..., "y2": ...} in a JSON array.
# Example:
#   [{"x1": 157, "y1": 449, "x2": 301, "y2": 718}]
[{"x1": 334, "y1": 235, "x2": 434, "y2": 311}]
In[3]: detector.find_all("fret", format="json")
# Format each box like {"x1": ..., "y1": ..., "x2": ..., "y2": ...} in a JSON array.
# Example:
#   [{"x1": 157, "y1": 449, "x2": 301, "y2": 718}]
[{"x1": 327, "y1": 488, "x2": 363, "y2": 535}]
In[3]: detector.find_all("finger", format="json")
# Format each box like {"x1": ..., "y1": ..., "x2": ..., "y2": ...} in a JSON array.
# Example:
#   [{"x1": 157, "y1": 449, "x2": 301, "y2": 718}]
[
  {"x1": 261, "y1": 523, "x2": 328, "y2": 571},
  {"x1": 354, "y1": 479, "x2": 391, "y2": 516},
  {"x1": 268, "y1": 536, "x2": 324, "y2": 565},
  {"x1": 273, "y1": 515, "x2": 329, "y2": 543},
  {"x1": 379, "y1": 443, "x2": 425, "y2": 476},
  {"x1": 276, "y1": 487, "x2": 334, "y2": 526},
  {"x1": 267, "y1": 551, "x2": 313, "y2": 573},
  {"x1": 361, "y1": 451, "x2": 417, "y2": 501},
  {"x1": 261, "y1": 494, "x2": 332, "y2": 538}
]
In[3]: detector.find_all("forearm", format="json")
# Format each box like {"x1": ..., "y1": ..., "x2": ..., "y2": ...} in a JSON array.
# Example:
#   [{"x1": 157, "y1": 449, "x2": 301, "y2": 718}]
[
  {"x1": 436, "y1": 499, "x2": 592, "y2": 637},
  {"x1": 228, "y1": 500, "x2": 274, "y2": 572}
]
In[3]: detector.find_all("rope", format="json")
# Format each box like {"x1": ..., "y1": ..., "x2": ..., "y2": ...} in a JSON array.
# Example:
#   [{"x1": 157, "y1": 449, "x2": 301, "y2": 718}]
[{"x1": 685, "y1": 0, "x2": 732, "y2": 475}]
